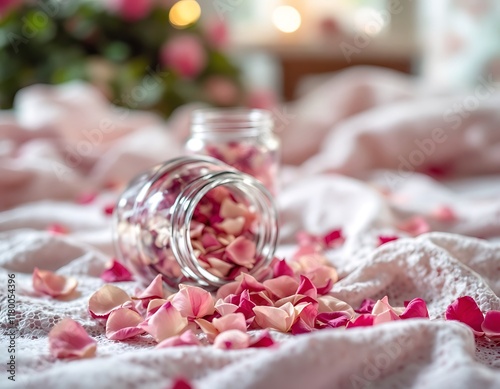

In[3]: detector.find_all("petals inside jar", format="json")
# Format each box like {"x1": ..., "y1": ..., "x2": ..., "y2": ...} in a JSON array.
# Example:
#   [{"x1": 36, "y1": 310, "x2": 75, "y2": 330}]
[{"x1": 189, "y1": 187, "x2": 260, "y2": 279}]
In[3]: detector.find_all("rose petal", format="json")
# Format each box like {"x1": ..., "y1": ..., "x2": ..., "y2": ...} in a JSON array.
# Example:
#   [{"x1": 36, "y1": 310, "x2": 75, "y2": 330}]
[
  {"x1": 296, "y1": 275, "x2": 317, "y2": 299},
  {"x1": 397, "y1": 216, "x2": 430, "y2": 236},
  {"x1": 49, "y1": 318, "x2": 96, "y2": 359},
  {"x1": 249, "y1": 330, "x2": 275, "y2": 348},
  {"x1": 253, "y1": 302, "x2": 299, "y2": 333},
  {"x1": 170, "y1": 377, "x2": 193, "y2": 389},
  {"x1": 146, "y1": 299, "x2": 168, "y2": 317},
  {"x1": 317, "y1": 296, "x2": 355, "y2": 318},
  {"x1": 225, "y1": 236, "x2": 256, "y2": 268},
  {"x1": 217, "y1": 217, "x2": 245, "y2": 235},
  {"x1": 212, "y1": 312, "x2": 247, "y2": 333},
  {"x1": 346, "y1": 314, "x2": 375, "y2": 328},
  {"x1": 355, "y1": 299, "x2": 376, "y2": 314},
  {"x1": 195, "y1": 318, "x2": 218, "y2": 342},
  {"x1": 431, "y1": 206, "x2": 457, "y2": 222},
  {"x1": 156, "y1": 329, "x2": 201, "y2": 348},
  {"x1": 263, "y1": 276, "x2": 300, "y2": 300},
  {"x1": 323, "y1": 229, "x2": 344, "y2": 248},
  {"x1": 378, "y1": 236, "x2": 399, "y2": 246},
  {"x1": 135, "y1": 274, "x2": 165, "y2": 300},
  {"x1": 213, "y1": 329, "x2": 250, "y2": 350},
  {"x1": 88, "y1": 284, "x2": 131, "y2": 318},
  {"x1": 139, "y1": 301, "x2": 188, "y2": 342},
  {"x1": 106, "y1": 308, "x2": 144, "y2": 340},
  {"x1": 316, "y1": 311, "x2": 351, "y2": 329},
  {"x1": 171, "y1": 284, "x2": 215, "y2": 319},
  {"x1": 273, "y1": 259, "x2": 295, "y2": 278},
  {"x1": 481, "y1": 311, "x2": 500, "y2": 340},
  {"x1": 32, "y1": 268, "x2": 78, "y2": 298},
  {"x1": 220, "y1": 198, "x2": 248, "y2": 218},
  {"x1": 101, "y1": 259, "x2": 134, "y2": 283},
  {"x1": 445, "y1": 296, "x2": 484, "y2": 336},
  {"x1": 400, "y1": 298, "x2": 429, "y2": 320},
  {"x1": 372, "y1": 296, "x2": 401, "y2": 325}
]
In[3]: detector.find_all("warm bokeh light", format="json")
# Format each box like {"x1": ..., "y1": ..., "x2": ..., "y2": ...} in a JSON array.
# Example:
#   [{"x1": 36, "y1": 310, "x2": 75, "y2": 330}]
[
  {"x1": 272, "y1": 5, "x2": 302, "y2": 33},
  {"x1": 169, "y1": 0, "x2": 201, "y2": 28}
]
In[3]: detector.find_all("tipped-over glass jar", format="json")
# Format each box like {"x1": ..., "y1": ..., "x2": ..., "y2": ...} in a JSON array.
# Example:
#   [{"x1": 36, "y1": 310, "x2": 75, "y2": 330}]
[
  {"x1": 113, "y1": 156, "x2": 279, "y2": 291},
  {"x1": 185, "y1": 109, "x2": 280, "y2": 195}
]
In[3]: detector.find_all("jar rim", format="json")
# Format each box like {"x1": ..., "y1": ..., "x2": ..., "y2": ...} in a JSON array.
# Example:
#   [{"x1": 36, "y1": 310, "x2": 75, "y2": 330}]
[{"x1": 191, "y1": 108, "x2": 273, "y2": 136}]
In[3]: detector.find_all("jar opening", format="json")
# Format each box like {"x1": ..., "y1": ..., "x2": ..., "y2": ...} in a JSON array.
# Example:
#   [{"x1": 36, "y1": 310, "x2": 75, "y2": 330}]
[
  {"x1": 191, "y1": 108, "x2": 273, "y2": 137},
  {"x1": 171, "y1": 171, "x2": 278, "y2": 288}
]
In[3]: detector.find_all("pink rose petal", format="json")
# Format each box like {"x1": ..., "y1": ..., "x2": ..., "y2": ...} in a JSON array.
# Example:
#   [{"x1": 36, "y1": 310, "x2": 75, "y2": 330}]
[
  {"x1": 481, "y1": 311, "x2": 500, "y2": 340},
  {"x1": 273, "y1": 259, "x2": 295, "y2": 278},
  {"x1": 316, "y1": 311, "x2": 351, "y2": 329},
  {"x1": 225, "y1": 236, "x2": 256, "y2": 268},
  {"x1": 372, "y1": 296, "x2": 401, "y2": 325},
  {"x1": 296, "y1": 276, "x2": 317, "y2": 299},
  {"x1": 100, "y1": 259, "x2": 134, "y2": 283},
  {"x1": 135, "y1": 274, "x2": 165, "y2": 300},
  {"x1": 213, "y1": 329, "x2": 250, "y2": 350},
  {"x1": 216, "y1": 217, "x2": 245, "y2": 235},
  {"x1": 346, "y1": 314, "x2": 375, "y2": 328},
  {"x1": 400, "y1": 298, "x2": 429, "y2": 320},
  {"x1": 146, "y1": 299, "x2": 168, "y2": 317},
  {"x1": 431, "y1": 206, "x2": 457, "y2": 222},
  {"x1": 33, "y1": 268, "x2": 78, "y2": 298},
  {"x1": 355, "y1": 299, "x2": 376, "y2": 314},
  {"x1": 249, "y1": 330, "x2": 275, "y2": 348},
  {"x1": 446, "y1": 296, "x2": 485, "y2": 336},
  {"x1": 397, "y1": 216, "x2": 430, "y2": 236},
  {"x1": 171, "y1": 284, "x2": 215, "y2": 319},
  {"x1": 156, "y1": 330, "x2": 201, "y2": 348},
  {"x1": 170, "y1": 377, "x2": 193, "y2": 389},
  {"x1": 106, "y1": 308, "x2": 144, "y2": 340},
  {"x1": 49, "y1": 318, "x2": 97, "y2": 359},
  {"x1": 323, "y1": 229, "x2": 344, "y2": 248},
  {"x1": 46, "y1": 223, "x2": 69, "y2": 235},
  {"x1": 263, "y1": 276, "x2": 300, "y2": 300},
  {"x1": 88, "y1": 284, "x2": 131, "y2": 319},
  {"x1": 139, "y1": 301, "x2": 188, "y2": 342},
  {"x1": 103, "y1": 203, "x2": 115, "y2": 216},
  {"x1": 253, "y1": 302, "x2": 300, "y2": 333},
  {"x1": 317, "y1": 296, "x2": 355, "y2": 318},
  {"x1": 212, "y1": 312, "x2": 247, "y2": 333},
  {"x1": 378, "y1": 236, "x2": 399, "y2": 246}
]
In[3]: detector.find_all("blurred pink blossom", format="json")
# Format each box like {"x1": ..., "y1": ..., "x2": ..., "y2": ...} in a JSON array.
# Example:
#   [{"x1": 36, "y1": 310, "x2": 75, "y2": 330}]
[
  {"x1": 204, "y1": 76, "x2": 239, "y2": 106},
  {"x1": 0, "y1": 0, "x2": 20, "y2": 15},
  {"x1": 204, "y1": 19, "x2": 228, "y2": 49},
  {"x1": 106, "y1": 0, "x2": 153, "y2": 22},
  {"x1": 161, "y1": 35, "x2": 207, "y2": 79}
]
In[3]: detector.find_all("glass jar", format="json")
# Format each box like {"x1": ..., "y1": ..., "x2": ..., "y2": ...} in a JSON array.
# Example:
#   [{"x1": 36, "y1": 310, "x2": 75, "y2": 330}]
[
  {"x1": 185, "y1": 108, "x2": 280, "y2": 195},
  {"x1": 113, "y1": 156, "x2": 279, "y2": 291}
]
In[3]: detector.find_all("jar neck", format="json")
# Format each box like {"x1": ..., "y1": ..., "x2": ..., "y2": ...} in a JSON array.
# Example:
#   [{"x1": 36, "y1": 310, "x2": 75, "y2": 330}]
[
  {"x1": 190, "y1": 108, "x2": 273, "y2": 139},
  {"x1": 170, "y1": 170, "x2": 279, "y2": 288}
]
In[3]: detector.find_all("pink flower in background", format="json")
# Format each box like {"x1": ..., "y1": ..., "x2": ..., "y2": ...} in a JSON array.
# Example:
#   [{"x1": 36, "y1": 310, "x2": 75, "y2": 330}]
[
  {"x1": 204, "y1": 76, "x2": 239, "y2": 106},
  {"x1": 161, "y1": 35, "x2": 207, "y2": 79},
  {"x1": 106, "y1": 0, "x2": 153, "y2": 22},
  {"x1": 0, "y1": 0, "x2": 20, "y2": 16},
  {"x1": 204, "y1": 19, "x2": 228, "y2": 49}
]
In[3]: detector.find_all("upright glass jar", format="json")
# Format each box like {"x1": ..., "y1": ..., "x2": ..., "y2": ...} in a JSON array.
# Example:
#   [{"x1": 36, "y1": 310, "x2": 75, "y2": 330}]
[
  {"x1": 185, "y1": 109, "x2": 280, "y2": 195},
  {"x1": 113, "y1": 156, "x2": 279, "y2": 291}
]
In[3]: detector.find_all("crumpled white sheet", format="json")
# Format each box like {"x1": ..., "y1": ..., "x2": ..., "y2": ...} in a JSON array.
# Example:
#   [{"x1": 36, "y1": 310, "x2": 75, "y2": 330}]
[{"x1": 0, "y1": 68, "x2": 499, "y2": 389}]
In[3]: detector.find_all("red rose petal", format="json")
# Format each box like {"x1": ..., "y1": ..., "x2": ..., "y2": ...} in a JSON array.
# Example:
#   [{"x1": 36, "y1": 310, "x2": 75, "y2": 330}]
[
  {"x1": 445, "y1": 296, "x2": 484, "y2": 336},
  {"x1": 101, "y1": 259, "x2": 134, "y2": 282}
]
